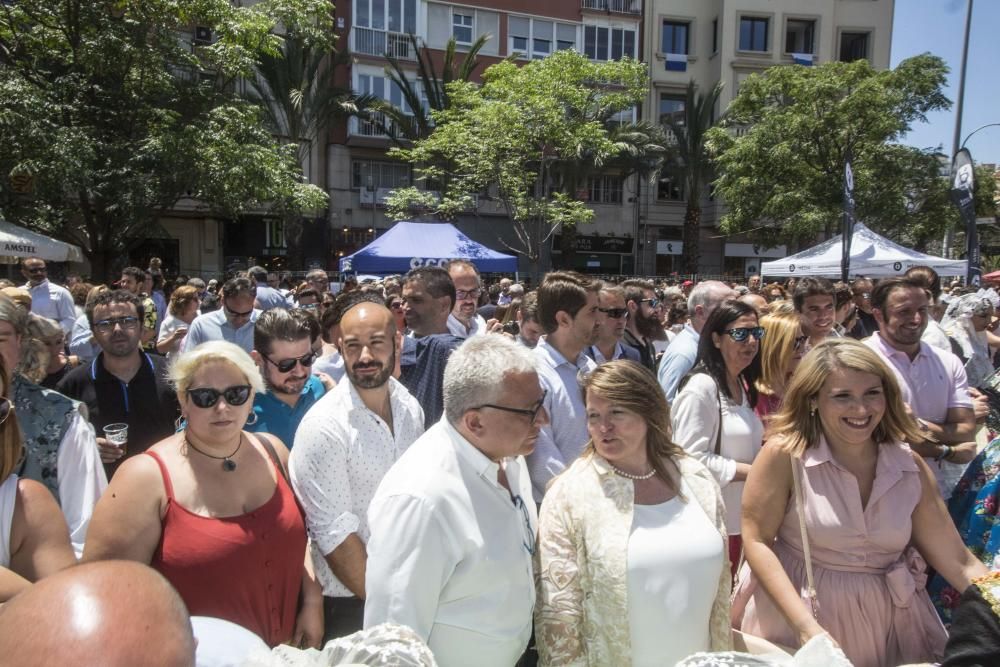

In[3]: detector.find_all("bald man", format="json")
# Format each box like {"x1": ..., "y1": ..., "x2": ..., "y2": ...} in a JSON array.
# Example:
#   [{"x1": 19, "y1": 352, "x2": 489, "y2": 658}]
[
  {"x1": 291, "y1": 300, "x2": 425, "y2": 641},
  {"x1": 0, "y1": 560, "x2": 195, "y2": 666}
]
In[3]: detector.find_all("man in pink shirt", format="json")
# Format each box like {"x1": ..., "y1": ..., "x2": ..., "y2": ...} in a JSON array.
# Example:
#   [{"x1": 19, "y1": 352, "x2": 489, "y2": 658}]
[{"x1": 864, "y1": 277, "x2": 976, "y2": 498}]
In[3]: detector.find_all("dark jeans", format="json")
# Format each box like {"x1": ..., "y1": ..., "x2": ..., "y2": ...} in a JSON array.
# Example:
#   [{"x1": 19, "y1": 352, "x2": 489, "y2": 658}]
[{"x1": 323, "y1": 595, "x2": 365, "y2": 643}]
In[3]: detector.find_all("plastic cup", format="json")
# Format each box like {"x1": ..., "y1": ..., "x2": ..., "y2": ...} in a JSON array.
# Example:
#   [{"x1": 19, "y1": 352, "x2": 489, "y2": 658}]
[{"x1": 103, "y1": 423, "x2": 129, "y2": 455}]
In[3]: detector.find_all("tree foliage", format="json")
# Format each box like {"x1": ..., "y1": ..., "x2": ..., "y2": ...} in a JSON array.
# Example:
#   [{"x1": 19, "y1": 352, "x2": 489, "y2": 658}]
[
  {"x1": 0, "y1": 0, "x2": 332, "y2": 278},
  {"x1": 384, "y1": 49, "x2": 662, "y2": 278},
  {"x1": 706, "y1": 54, "x2": 952, "y2": 250}
]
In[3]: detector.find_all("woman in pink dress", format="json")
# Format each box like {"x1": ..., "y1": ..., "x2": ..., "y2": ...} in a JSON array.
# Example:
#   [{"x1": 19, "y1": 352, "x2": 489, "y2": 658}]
[{"x1": 733, "y1": 339, "x2": 988, "y2": 667}]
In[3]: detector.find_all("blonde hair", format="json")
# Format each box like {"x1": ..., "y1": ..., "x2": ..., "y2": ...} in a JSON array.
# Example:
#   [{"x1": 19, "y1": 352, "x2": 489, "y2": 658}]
[
  {"x1": 580, "y1": 360, "x2": 686, "y2": 494},
  {"x1": 0, "y1": 356, "x2": 24, "y2": 481},
  {"x1": 21, "y1": 315, "x2": 63, "y2": 383},
  {"x1": 169, "y1": 341, "x2": 265, "y2": 398},
  {"x1": 168, "y1": 286, "x2": 201, "y2": 317},
  {"x1": 769, "y1": 338, "x2": 922, "y2": 457},
  {"x1": 756, "y1": 311, "x2": 802, "y2": 397}
]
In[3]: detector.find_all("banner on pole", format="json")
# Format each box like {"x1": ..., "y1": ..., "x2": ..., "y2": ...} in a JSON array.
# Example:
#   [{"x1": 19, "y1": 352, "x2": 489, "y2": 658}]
[
  {"x1": 841, "y1": 151, "x2": 856, "y2": 282},
  {"x1": 950, "y1": 148, "x2": 979, "y2": 287}
]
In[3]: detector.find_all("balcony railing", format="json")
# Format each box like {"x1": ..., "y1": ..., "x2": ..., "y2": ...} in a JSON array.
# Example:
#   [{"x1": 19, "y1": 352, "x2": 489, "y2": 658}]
[
  {"x1": 581, "y1": 0, "x2": 642, "y2": 15},
  {"x1": 352, "y1": 27, "x2": 418, "y2": 60},
  {"x1": 349, "y1": 113, "x2": 399, "y2": 139}
]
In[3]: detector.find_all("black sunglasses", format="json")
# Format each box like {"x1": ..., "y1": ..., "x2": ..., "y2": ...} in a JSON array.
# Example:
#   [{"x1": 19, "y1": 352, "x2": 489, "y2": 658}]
[
  {"x1": 639, "y1": 298, "x2": 661, "y2": 308},
  {"x1": 793, "y1": 334, "x2": 810, "y2": 352},
  {"x1": 0, "y1": 397, "x2": 11, "y2": 426},
  {"x1": 724, "y1": 326, "x2": 766, "y2": 342},
  {"x1": 25, "y1": 266, "x2": 46, "y2": 274},
  {"x1": 225, "y1": 304, "x2": 254, "y2": 318},
  {"x1": 598, "y1": 307, "x2": 628, "y2": 319},
  {"x1": 262, "y1": 351, "x2": 317, "y2": 373},
  {"x1": 187, "y1": 385, "x2": 253, "y2": 409},
  {"x1": 474, "y1": 389, "x2": 547, "y2": 424}
]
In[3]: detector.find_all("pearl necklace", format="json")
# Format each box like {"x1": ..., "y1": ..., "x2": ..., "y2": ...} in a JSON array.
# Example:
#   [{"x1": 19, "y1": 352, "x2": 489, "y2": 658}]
[{"x1": 609, "y1": 463, "x2": 656, "y2": 481}]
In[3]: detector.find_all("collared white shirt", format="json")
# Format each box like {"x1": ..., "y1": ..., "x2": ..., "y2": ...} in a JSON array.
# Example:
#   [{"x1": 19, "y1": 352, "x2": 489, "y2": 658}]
[
  {"x1": 589, "y1": 342, "x2": 629, "y2": 364},
  {"x1": 446, "y1": 312, "x2": 487, "y2": 338},
  {"x1": 526, "y1": 337, "x2": 597, "y2": 501},
  {"x1": 24, "y1": 280, "x2": 77, "y2": 334},
  {"x1": 364, "y1": 419, "x2": 537, "y2": 667},
  {"x1": 58, "y1": 410, "x2": 108, "y2": 557},
  {"x1": 290, "y1": 377, "x2": 424, "y2": 598},
  {"x1": 180, "y1": 308, "x2": 261, "y2": 354}
]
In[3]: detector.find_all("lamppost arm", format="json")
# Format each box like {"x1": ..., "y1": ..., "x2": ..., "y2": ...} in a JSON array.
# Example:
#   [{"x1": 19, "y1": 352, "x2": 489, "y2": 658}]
[{"x1": 961, "y1": 123, "x2": 1000, "y2": 150}]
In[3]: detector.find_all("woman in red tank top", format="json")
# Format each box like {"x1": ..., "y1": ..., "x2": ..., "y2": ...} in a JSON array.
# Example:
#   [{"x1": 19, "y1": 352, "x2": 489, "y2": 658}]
[{"x1": 83, "y1": 341, "x2": 323, "y2": 647}]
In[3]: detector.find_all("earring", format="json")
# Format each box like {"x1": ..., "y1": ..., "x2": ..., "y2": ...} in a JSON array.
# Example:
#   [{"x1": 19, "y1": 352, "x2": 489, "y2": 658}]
[
  {"x1": 245, "y1": 411, "x2": 259, "y2": 427},
  {"x1": 810, "y1": 405, "x2": 817, "y2": 417}
]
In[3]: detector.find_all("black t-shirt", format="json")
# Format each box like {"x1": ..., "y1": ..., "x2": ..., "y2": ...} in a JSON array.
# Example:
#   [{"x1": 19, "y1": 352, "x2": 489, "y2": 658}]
[{"x1": 57, "y1": 352, "x2": 179, "y2": 479}]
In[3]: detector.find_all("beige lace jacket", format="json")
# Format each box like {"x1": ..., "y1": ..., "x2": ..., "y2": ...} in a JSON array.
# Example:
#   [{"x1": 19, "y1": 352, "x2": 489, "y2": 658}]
[{"x1": 535, "y1": 453, "x2": 733, "y2": 666}]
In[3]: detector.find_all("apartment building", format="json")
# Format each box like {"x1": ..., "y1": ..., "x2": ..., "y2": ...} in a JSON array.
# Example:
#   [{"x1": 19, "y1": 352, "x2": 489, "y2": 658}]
[{"x1": 641, "y1": 0, "x2": 894, "y2": 276}]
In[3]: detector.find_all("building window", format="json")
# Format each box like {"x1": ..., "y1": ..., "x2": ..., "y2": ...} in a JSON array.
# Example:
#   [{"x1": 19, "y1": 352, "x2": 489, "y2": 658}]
[
  {"x1": 588, "y1": 175, "x2": 623, "y2": 204},
  {"x1": 510, "y1": 17, "x2": 577, "y2": 59},
  {"x1": 607, "y1": 106, "x2": 637, "y2": 129},
  {"x1": 356, "y1": 73, "x2": 414, "y2": 114},
  {"x1": 584, "y1": 25, "x2": 637, "y2": 61},
  {"x1": 453, "y1": 12, "x2": 473, "y2": 44},
  {"x1": 662, "y1": 20, "x2": 689, "y2": 55},
  {"x1": 657, "y1": 173, "x2": 685, "y2": 201},
  {"x1": 785, "y1": 19, "x2": 816, "y2": 54},
  {"x1": 739, "y1": 16, "x2": 769, "y2": 52},
  {"x1": 352, "y1": 160, "x2": 412, "y2": 190},
  {"x1": 839, "y1": 31, "x2": 870, "y2": 62},
  {"x1": 659, "y1": 94, "x2": 686, "y2": 128},
  {"x1": 354, "y1": 0, "x2": 417, "y2": 34},
  {"x1": 712, "y1": 18, "x2": 718, "y2": 54}
]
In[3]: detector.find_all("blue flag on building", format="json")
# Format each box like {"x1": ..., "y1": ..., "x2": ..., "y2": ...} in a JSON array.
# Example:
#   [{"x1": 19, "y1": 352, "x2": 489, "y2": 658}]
[
  {"x1": 665, "y1": 52, "x2": 687, "y2": 72},
  {"x1": 792, "y1": 53, "x2": 814, "y2": 66}
]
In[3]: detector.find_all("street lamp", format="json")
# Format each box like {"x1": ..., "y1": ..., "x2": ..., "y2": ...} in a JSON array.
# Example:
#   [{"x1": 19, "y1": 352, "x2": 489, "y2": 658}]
[
  {"x1": 962, "y1": 123, "x2": 1000, "y2": 149},
  {"x1": 943, "y1": 0, "x2": 975, "y2": 257}
]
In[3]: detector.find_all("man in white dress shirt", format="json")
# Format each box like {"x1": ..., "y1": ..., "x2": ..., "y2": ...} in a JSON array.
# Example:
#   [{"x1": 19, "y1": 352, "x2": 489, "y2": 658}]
[
  {"x1": 290, "y1": 301, "x2": 424, "y2": 641},
  {"x1": 365, "y1": 335, "x2": 545, "y2": 667},
  {"x1": 526, "y1": 271, "x2": 600, "y2": 500},
  {"x1": 20, "y1": 257, "x2": 76, "y2": 335},
  {"x1": 445, "y1": 260, "x2": 487, "y2": 338}
]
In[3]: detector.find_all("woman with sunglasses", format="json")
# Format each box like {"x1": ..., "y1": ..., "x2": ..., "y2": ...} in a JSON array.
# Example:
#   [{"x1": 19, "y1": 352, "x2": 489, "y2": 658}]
[
  {"x1": 672, "y1": 300, "x2": 765, "y2": 575},
  {"x1": 755, "y1": 311, "x2": 810, "y2": 423},
  {"x1": 0, "y1": 355, "x2": 76, "y2": 602},
  {"x1": 83, "y1": 341, "x2": 322, "y2": 648},
  {"x1": 384, "y1": 294, "x2": 406, "y2": 334},
  {"x1": 536, "y1": 361, "x2": 731, "y2": 666}
]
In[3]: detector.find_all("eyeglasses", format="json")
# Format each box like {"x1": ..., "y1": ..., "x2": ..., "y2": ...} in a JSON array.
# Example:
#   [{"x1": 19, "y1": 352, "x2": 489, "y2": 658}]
[
  {"x1": 0, "y1": 397, "x2": 11, "y2": 426},
  {"x1": 187, "y1": 385, "x2": 253, "y2": 409},
  {"x1": 724, "y1": 326, "x2": 766, "y2": 342},
  {"x1": 598, "y1": 307, "x2": 628, "y2": 319},
  {"x1": 455, "y1": 288, "x2": 482, "y2": 300},
  {"x1": 639, "y1": 298, "x2": 661, "y2": 308},
  {"x1": 225, "y1": 304, "x2": 254, "y2": 318},
  {"x1": 389, "y1": 301, "x2": 404, "y2": 310},
  {"x1": 25, "y1": 266, "x2": 46, "y2": 274},
  {"x1": 793, "y1": 334, "x2": 810, "y2": 352},
  {"x1": 298, "y1": 303, "x2": 319, "y2": 311},
  {"x1": 262, "y1": 350, "x2": 317, "y2": 373},
  {"x1": 474, "y1": 389, "x2": 547, "y2": 424},
  {"x1": 93, "y1": 316, "x2": 141, "y2": 334},
  {"x1": 513, "y1": 494, "x2": 536, "y2": 556}
]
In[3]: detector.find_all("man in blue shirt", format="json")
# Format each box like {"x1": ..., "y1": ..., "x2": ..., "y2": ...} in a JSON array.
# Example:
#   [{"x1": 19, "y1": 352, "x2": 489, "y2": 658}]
[
  {"x1": 182, "y1": 275, "x2": 260, "y2": 354},
  {"x1": 248, "y1": 308, "x2": 327, "y2": 447}
]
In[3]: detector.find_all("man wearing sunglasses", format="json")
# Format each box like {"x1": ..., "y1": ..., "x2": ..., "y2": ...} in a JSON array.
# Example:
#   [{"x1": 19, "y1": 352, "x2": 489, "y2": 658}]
[
  {"x1": 585, "y1": 284, "x2": 641, "y2": 365},
  {"x1": 249, "y1": 265, "x2": 291, "y2": 311},
  {"x1": 247, "y1": 308, "x2": 327, "y2": 448},
  {"x1": 182, "y1": 276, "x2": 260, "y2": 354},
  {"x1": 20, "y1": 257, "x2": 77, "y2": 335},
  {"x1": 58, "y1": 290, "x2": 179, "y2": 480},
  {"x1": 621, "y1": 279, "x2": 663, "y2": 372},
  {"x1": 291, "y1": 300, "x2": 424, "y2": 641}
]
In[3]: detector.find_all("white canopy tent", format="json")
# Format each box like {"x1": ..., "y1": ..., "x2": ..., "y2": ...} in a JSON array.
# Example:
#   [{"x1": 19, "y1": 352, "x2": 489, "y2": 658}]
[
  {"x1": 760, "y1": 222, "x2": 966, "y2": 278},
  {"x1": 0, "y1": 219, "x2": 84, "y2": 263}
]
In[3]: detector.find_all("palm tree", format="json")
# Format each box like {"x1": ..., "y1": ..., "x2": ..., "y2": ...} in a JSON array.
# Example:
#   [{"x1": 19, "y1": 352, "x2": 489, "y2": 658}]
[
  {"x1": 663, "y1": 80, "x2": 724, "y2": 275},
  {"x1": 371, "y1": 34, "x2": 493, "y2": 145}
]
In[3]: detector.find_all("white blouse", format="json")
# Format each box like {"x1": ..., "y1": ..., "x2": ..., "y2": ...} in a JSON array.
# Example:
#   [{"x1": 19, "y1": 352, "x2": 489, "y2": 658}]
[
  {"x1": 671, "y1": 373, "x2": 764, "y2": 534},
  {"x1": 627, "y1": 484, "x2": 725, "y2": 667}
]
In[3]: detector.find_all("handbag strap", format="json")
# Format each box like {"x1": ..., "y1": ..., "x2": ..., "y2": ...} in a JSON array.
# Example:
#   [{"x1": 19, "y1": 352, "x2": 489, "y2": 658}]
[
  {"x1": 790, "y1": 455, "x2": 819, "y2": 619},
  {"x1": 712, "y1": 377, "x2": 723, "y2": 456}
]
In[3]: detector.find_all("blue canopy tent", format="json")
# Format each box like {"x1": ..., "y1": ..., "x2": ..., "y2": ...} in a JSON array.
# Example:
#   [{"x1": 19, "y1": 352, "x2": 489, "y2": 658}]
[{"x1": 338, "y1": 221, "x2": 518, "y2": 275}]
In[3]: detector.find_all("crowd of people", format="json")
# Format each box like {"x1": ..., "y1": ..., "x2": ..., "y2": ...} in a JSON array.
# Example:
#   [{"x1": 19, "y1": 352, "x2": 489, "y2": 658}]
[{"x1": 2, "y1": 255, "x2": 1000, "y2": 666}]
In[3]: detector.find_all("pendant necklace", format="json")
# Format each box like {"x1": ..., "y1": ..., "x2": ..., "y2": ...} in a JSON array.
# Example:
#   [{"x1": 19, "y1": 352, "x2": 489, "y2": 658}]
[{"x1": 184, "y1": 433, "x2": 242, "y2": 472}]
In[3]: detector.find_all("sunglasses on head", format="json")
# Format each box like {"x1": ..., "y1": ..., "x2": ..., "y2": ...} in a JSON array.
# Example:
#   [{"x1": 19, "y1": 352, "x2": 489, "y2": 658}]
[
  {"x1": 598, "y1": 307, "x2": 628, "y2": 319},
  {"x1": 262, "y1": 350, "x2": 317, "y2": 373},
  {"x1": 724, "y1": 326, "x2": 765, "y2": 342},
  {"x1": 187, "y1": 385, "x2": 252, "y2": 409}
]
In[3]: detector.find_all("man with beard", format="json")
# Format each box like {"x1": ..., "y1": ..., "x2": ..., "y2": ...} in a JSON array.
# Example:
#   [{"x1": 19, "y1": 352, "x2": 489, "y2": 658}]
[
  {"x1": 246, "y1": 308, "x2": 326, "y2": 448},
  {"x1": 290, "y1": 301, "x2": 424, "y2": 641},
  {"x1": 446, "y1": 260, "x2": 488, "y2": 338},
  {"x1": 621, "y1": 279, "x2": 663, "y2": 372},
  {"x1": 58, "y1": 290, "x2": 178, "y2": 480},
  {"x1": 865, "y1": 277, "x2": 976, "y2": 499},
  {"x1": 525, "y1": 271, "x2": 599, "y2": 500},
  {"x1": 585, "y1": 284, "x2": 640, "y2": 364}
]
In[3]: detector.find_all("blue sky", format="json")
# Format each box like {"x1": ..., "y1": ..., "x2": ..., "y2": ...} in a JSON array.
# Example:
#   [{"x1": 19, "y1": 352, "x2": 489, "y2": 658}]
[{"x1": 891, "y1": 0, "x2": 1000, "y2": 165}]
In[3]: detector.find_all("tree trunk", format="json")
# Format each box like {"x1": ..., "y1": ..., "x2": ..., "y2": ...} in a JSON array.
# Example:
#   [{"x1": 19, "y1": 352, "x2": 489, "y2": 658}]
[
  {"x1": 559, "y1": 224, "x2": 578, "y2": 270},
  {"x1": 682, "y1": 203, "x2": 701, "y2": 275}
]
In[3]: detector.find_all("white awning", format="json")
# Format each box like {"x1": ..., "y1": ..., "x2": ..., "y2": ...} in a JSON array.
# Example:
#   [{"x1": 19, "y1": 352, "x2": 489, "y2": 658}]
[{"x1": 0, "y1": 219, "x2": 84, "y2": 263}]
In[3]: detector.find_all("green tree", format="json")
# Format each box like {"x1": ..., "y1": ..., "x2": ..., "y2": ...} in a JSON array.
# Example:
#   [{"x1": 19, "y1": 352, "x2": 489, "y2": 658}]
[
  {"x1": 662, "y1": 80, "x2": 724, "y2": 274},
  {"x1": 383, "y1": 50, "x2": 656, "y2": 279},
  {"x1": 706, "y1": 54, "x2": 951, "y2": 251},
  {"x1": 0, "y1": 0, "x2": 331, "y2": 278}
]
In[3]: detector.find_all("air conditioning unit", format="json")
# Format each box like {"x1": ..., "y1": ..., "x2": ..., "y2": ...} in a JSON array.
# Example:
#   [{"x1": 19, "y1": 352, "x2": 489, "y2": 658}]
[{"x1": 194, "y1": 26, "x2": 213, "y2": 45}]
